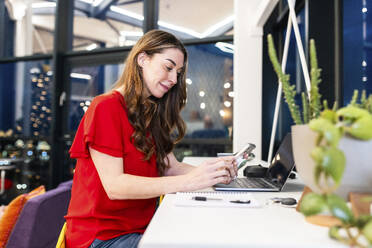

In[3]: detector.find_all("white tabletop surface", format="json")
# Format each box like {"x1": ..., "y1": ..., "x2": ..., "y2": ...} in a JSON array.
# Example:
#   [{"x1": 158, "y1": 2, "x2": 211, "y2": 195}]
[{"x1": 139, "y1": 157, "x2": 346, "y2": 248}]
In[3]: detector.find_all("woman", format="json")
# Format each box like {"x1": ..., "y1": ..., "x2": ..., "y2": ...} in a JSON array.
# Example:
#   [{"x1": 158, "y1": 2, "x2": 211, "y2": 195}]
[{"x1": 65, "y1": 30, "x2": 237, "y2": 248}]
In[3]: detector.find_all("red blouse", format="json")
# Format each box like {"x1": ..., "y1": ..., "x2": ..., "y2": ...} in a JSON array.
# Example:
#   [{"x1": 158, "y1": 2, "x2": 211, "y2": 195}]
[{"x1": 65, "y1": 90, "x2": 158, "y2": 248}]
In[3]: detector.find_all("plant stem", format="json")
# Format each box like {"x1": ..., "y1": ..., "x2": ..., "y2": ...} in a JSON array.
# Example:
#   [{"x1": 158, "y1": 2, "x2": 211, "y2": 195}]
[
  {"x1": 332, "y1": 101, "x2": 338, "y2": 111},
  {"x1": 309, "y1": 39, "x2": 322, "y2": 118},
  {"x1": 267, "y1": 34, "x2": 303, "y2": 125},
  {"x1": 302, "y1": 92, "x2": 310, "y2": 124},
  {"x1": 361, "y1": 90, "x2": 367, "y2": 108},
  {"x1": 345, "y1": 226, "x2": 367, "y2": 248},
  {"x1": 351, "y1": 90, "x2": 359, "y2": 106}
]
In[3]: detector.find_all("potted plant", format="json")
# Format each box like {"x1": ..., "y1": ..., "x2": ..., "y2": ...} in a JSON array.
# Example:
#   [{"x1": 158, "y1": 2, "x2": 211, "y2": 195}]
[{"x1": 268, "y1": 34, "x2": 372, "y2": 246}]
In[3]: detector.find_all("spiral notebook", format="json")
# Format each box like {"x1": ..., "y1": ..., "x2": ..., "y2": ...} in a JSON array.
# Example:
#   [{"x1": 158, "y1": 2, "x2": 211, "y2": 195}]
[{"x1": 173, "y1": 192, "x2": 262, "y2": 208}]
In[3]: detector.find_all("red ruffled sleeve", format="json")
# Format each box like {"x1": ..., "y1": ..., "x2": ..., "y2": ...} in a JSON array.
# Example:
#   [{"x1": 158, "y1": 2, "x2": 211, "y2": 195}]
[{"x1": 69, "y1": 94, "x2": 124, "y2": 158}]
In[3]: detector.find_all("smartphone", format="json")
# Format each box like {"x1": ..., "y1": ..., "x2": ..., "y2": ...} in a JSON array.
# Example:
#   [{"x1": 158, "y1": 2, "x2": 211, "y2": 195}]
[{"x1": 234, "y1": 143, "x2": 256, "y2": 169}]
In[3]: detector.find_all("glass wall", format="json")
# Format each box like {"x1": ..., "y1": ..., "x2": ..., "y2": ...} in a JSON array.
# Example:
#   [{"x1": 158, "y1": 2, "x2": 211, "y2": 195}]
[
  {"x1": 72, "y1": 0, "x2": 143, "y2": 51},
  {"x1": 343, "y1": 0, "x2": 372, "y2": 104},
  {"x1": 65, "y1": 42, "x2": 233, "y2": 164},
  {"x1": 1, "y1": 1, "x2": 57, "y2": 56},
  {"x1": 1, "y1": 0, "x2": 234, "y2": 190},
  {"x1": 68, "y1": 63, "x2": 124, "y2": 131},
  {"x1": 0, "y1": 59, "x2": 52, "y2": 203}
]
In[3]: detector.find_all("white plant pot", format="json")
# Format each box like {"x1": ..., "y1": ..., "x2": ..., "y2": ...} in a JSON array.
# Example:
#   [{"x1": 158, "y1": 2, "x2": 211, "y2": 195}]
[{"x1": 291, "y1": 124, "x2": 372, "y2": 199}]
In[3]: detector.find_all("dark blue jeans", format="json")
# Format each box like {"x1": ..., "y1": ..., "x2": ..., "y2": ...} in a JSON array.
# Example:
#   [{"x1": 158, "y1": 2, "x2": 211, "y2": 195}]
[{"x1": 89, "y1": 233, "x2": 142, "y2": 248}]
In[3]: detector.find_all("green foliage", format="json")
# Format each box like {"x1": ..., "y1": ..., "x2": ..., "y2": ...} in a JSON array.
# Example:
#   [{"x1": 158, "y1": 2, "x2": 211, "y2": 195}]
[
  {"x1": 309, "y1": 39, "x2": 322, "y2": 118},
  {"x1": 299, "y1": 193, "x2": 328, "y2": 216},
  {"x1": 361, "y1": 90, "x2": 367, "y2": 108},
  {"x1": 367, "y1": 95, "x2": 372, "y2": 114},
  {"x1": 302, "y1": 92, "x2": 310, "y2": 124},
  {"x1": 267, "y1": 34, "x2": 372, "y2": 246},
  {"x1": 267, "y1": 34, "x2": 303, "y2": 125},
  {"x1": 351, "y1": 90, "x2": 359, "y2": 106},
  {"x1": 326, "y1": 194, "x2": 354, "y2": 224},
  {"x1": 323, "y1": 99, "x2": 329, "y2": 110},
  {"x1": 332, "y1": 101, "x2": 338, "y2": 112},
  {"x1": 362, "y1": 220, "x2": 372, "y2": 243},
  {"x1": 300, "y1": 103, "x2": 372, "y2": 247}
]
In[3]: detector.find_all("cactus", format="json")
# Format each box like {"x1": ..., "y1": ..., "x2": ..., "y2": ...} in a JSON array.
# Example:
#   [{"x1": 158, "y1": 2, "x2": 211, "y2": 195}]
[
  {"x1": 351, "y1": 90, "x2": 359, "y2": 106},
  {"x1": 361, "y1": 90, "x2": 367, "y2": 109},
  {"x1": 267, "y1": 34, "x2": 303, "y2": 125},
  {"x1": 323, "y1": 100, "x2": 329, "y2": 110},
  {"x1": 332, "y1": 101, "x2": 338, "y2": 112},
  {"x1": 309, "y1": 39, "x2": 322, "y2": 118},
  {"x1": 302, "y1": 92, "x2": 310, "y2": 124}
]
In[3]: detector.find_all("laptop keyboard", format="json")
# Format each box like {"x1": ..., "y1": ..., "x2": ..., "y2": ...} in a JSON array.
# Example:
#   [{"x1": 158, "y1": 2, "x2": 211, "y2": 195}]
[{"x1": 235, "y1": 178, "x2": 276, "y2": 188}]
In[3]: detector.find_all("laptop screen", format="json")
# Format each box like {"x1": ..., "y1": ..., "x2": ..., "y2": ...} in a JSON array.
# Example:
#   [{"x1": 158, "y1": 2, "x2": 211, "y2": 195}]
[{"x1": 266, "y1": 133, "x2": 295, "y2": 186}]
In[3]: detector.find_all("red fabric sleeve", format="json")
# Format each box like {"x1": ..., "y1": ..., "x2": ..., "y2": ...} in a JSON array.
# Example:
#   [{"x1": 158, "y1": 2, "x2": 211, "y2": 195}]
[{"x1": 69, "y1": 95, "x2": 124, "y2": 158}]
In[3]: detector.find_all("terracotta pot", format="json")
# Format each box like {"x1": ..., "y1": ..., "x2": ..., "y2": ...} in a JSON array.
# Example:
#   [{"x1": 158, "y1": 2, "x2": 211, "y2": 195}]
[{"x1": 291, "y1": 124, "x2": 372, "y2": 199}]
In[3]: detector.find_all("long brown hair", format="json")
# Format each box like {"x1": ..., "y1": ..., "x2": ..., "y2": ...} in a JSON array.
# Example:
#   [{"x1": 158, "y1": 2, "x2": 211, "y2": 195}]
[{"x1": 113, "y1": 30, "x2": 187, "y2": 175}]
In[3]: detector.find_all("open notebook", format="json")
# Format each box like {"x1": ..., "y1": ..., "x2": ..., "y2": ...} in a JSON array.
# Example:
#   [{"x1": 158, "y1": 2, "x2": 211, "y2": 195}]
[{"x1": 173, "y1": 192, "x2": 262, "y2": 208}]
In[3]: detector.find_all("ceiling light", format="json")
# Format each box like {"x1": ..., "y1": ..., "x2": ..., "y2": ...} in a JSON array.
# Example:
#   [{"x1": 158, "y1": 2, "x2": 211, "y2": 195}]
[
  {"x1": 224, "y1": 82, "x2": 231, "y2": 89},
  {"x1": 71, "y1": 73, "x2": 92, "y2": 80},
  {"x1": 215, "y1": 42, "x2": 234, "y2": 54},
  {"x1": 92, "y1": 0, "x2": 105, "y2": 7},
  {"x1": 199, "y1": 91, "x2": 205, "y2": 97},
  {"x1": 202, "y1": 15, "x2": 234, "y2": 37},
  {"x1": 78, "y1": 0, "x2": 94, "y2": 4},
  {"x1": 200, "y1": 103, "x2": 206, "y2": 109},
  {"x1": 85, "y1": 43, "x2": 98, "y2": 51},
  {"x1": 32, "y1": 2, "x2": 57, "y2": 8},
  {"x1": 110, "y1": 6, "x2": 144, "y2": 20},
  {"x1": 186, "y1": 78, "x2": 192, "y2": 85},
  {"x1": 219, "y1": 110, "x2": 226, "y2": 117},
  {"x1": 228, "y1": 91, "x2": 235, "y2": 97},
  {"x1": 158, "y1": 21, "x2": 202, "y2": 38},
  {"x1": 224, "y1": 101, "x2": 231, "y2": 107}
]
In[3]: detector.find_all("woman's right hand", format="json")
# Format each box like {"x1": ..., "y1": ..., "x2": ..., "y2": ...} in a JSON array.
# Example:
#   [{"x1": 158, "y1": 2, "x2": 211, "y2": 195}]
[{"x1": 180, "y1": 157, "x2": 236, "y2": 192}]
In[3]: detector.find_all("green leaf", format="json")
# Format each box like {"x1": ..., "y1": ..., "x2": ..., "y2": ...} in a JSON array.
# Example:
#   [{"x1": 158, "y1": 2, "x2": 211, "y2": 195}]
[
  {"x1": 309, "y1": 118, "x2": 341, "y2": 146},
  {"x1": 355, "y1": 215, "x2": 372, "y2": 229},
  {"x1": 337, "y1": 106, "x2": 370, "y2": 120},
  {"x1": 311, "y1": 147, "x2": 324, "y2": 165},
  {"x1": 326, "y1": 194, "x2": 354, "y2": 224},
  {"x1": 321, "y1": 109, "x2": 337, "y2": 123},
  {"x1": 329, "y1": 226, "x2": 342, "y2": 240},
  {"x1": 314, "y1": 165, "x2": 322, "y2": 186},
  {"x1": 348, "y1": 116, "x2": 372, "y2": 140},
  {"x1": 299, "y1": 193, "x2": 328, "y2": 216},
  {"x1": 362, "y1": 220, "x2": 372, "y2": 243},
  {"x1": 320, "y1": 147, "x2": 345, "y2": 185}
]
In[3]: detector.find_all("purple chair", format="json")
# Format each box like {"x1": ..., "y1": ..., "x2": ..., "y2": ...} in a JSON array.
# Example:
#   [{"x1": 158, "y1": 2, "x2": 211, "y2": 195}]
[{"x1": 6, "y1": 180, "x2": 72, "y2": 248}]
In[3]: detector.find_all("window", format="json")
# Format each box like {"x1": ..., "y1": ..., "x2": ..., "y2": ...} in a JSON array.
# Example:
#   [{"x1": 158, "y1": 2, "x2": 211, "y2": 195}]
[
  {"x1": 2, "y1": 1, "x2": 57, "y2": 56},
  {"x1": 343, "y1": 0, "x2": 372, "y2": 104},
  {"x1": 72, "y1": 0, "x2": 143, "y2": 51}
]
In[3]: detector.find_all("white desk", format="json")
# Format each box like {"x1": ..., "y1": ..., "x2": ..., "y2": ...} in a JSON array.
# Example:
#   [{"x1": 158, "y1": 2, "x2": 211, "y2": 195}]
[{"x1": 139, "y1": 157, "x2": 346, "y2": 248}]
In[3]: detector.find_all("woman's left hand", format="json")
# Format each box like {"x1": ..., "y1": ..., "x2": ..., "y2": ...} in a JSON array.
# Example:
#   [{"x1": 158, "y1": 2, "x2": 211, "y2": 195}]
[{"x1": 215, "y1": 156, "x2": 238, "y2": 184}]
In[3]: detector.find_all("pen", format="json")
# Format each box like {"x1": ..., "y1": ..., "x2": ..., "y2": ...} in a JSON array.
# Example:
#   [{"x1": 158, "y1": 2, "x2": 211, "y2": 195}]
[
  {"x1": 230, "y1": 200, "x2": 251, "y2": 204},
  {"x1": 192, "y1": 196, "x2": 222, "y2": 201}
]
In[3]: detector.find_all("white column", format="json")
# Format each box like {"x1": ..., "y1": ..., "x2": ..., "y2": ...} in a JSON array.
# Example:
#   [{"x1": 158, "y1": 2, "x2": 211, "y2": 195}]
[
  {"x1": 6, "y1": 0, "x2": 33, "y2": 122},
  {"x1": 233, "y1": 0, "x2": 277, "y2": 159}
]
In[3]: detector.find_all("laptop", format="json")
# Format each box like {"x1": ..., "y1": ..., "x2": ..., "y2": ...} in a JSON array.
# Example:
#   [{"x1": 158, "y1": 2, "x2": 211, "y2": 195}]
[{"x1": 213, "y1": 133, "x2": 295, "y2": 192}]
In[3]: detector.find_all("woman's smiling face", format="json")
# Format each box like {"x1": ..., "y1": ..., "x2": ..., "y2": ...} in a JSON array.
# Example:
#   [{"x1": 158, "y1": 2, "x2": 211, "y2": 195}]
[{"x1": 138, "y1": 48, "x2": 185, "y2": 98}]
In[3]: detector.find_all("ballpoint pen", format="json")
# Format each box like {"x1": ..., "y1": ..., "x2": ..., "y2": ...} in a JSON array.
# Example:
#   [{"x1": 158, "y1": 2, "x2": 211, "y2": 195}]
[
  {"x1": 230, "y1": 200, "x2": 251, "y2": 204},
  {"x1": 192, "y1": 196, "x2": 222, "y2": 201}
]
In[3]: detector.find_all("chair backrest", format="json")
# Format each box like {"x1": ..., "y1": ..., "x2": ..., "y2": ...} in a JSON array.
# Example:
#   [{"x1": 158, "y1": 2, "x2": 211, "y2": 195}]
[{"x1": 6, "y1": 180, "x2": 72, "y2": 248}]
